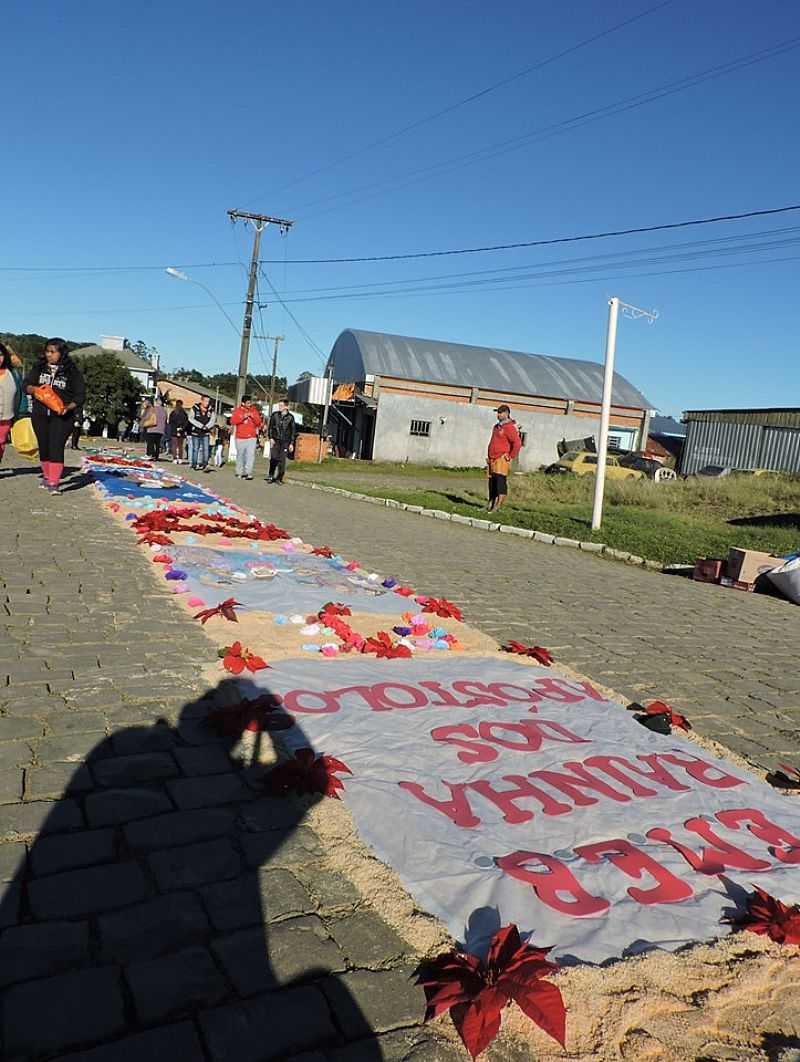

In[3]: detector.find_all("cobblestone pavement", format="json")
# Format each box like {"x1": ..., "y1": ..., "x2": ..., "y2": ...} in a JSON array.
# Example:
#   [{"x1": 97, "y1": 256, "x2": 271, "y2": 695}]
[
  {"x1": 0, "y1": 458, "x2": 471, "y2": 1062},
  {"x1": 179, "y1": 459, "x2": 800, "y2": 772}
]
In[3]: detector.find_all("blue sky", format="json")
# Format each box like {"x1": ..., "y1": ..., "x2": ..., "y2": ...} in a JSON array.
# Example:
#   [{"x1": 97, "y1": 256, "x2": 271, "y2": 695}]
[{"x1": 3, "y1": 0, "x2": 798, "y2": 415}]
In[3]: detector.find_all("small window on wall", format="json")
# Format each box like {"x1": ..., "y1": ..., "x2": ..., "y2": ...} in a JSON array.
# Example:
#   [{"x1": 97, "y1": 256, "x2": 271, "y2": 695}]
[
  {"x1": 409, "y1": 420, "x2": 431, "y2": 437},
  {"x1": 608, "y1": 434, "x2": 622, "y2": 450}
]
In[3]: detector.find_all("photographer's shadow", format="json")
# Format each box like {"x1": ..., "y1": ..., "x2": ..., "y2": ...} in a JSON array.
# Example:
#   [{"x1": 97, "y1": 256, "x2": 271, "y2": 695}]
[{"x1": 0, "y1": 678, "x2": 388, "y2": 1061}]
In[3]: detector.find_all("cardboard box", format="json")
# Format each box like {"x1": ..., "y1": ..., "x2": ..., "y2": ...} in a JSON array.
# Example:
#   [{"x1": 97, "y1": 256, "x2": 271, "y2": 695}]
[
  {"x1": 720, "y1": 576, "x2": 755, "y2": 593},
  {"x1": 726, "y1": 548, "x2": 782, "y2": 586},
  {"x1": 693, "y1": 558, "x2": 725, "y2": 583}
]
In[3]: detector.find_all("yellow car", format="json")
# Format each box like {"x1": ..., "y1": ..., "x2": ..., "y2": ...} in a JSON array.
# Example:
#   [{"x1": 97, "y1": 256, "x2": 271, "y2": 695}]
[{"x1": 546, "y1": 450, "x2": 645, "y2": 480}]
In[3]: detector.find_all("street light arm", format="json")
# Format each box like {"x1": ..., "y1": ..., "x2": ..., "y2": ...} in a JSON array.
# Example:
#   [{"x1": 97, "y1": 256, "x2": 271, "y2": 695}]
[{"x1": 165, "y1": 267, "x2": 242, "y2": 338}]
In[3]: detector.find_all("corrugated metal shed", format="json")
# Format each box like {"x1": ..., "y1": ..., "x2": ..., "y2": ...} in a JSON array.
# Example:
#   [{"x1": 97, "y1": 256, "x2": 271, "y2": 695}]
[
  {"x1": 683, "y1": 408, "x2": 800, "y2": 428},
  {"x1": 680, "y1": 408, "x2": 800, "y2": 474},
  {"x1": 329, "y1": 329, "x2": 652, "y2": 409}
]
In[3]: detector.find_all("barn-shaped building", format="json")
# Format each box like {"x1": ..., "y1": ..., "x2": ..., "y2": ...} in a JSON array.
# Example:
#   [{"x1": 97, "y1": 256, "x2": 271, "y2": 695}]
[{"x1": 325, "y1": 329, "x2": 653, "y2": 468}]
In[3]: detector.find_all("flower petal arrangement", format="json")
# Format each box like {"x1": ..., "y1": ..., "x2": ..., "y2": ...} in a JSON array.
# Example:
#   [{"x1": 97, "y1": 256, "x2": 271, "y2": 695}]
[
  {"x1": 311, "y1": 545, "x2": 335, "y2": 557},
  {"x1": 416, "y1": 923, "x2": 566, "y2": 1059},
  {"x1": 422, "y1": 596, "x2": 463, "y2": 621},
  {"x1": 725, "y1": 885, "x2": 800, "y2": 945},
  {"x1": 628, "y1": 700, "x2": 691, "y2": 733},
  {"x1": 502, "y1": 641, "x2": 553, "y2": 666},
  {"x1": 265, "y1": 747, "x2": 352, "y2": 799},
  {"x1": 219, "y1": 641, "x2": 269, "y2": 674},
  {"x1": 361, "y1": 631, "x2": 413, "y2": 659},
  {"x1": 194, "y1": 597, "x2": 243, "y2": 624}
]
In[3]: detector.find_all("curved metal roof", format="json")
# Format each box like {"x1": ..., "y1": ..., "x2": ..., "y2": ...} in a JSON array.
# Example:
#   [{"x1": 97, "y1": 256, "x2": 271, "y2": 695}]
[{"x1": 329, "y1": 329, "x2": 652, "y2": 409}]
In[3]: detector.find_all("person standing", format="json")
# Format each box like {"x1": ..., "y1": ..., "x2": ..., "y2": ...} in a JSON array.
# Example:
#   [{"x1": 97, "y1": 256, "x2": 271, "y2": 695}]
[
  {"x1": 69, "y1": 407, "x2": 83, "y2": 450},
  {"x1": 24, "y1": 338, "x2": 86, "y2": 494},
  {"x1": 141, "y1": 398, "x2": 166, "y2": 462},
  {"x1": 486, "y1": 403, "x2": 522, "y2": 513},
  {"x1": 266, "y1": 400, "x2": 296, "y2": 484},
  {"x1": 187, "y1": 394, "x2": 214, "y2": 472},
  {"x1": 167, "y1": 399, "x2": 189, "y2": 463},
  {"x1": 230, "y1": 394, "x2": 263, "y2": 480},
  {"x1": 117, "y1": 417, "x2": 129, "y2": 441},
  {"x1": 0, "y1": 342, "x2": 22, "y2": 473}
]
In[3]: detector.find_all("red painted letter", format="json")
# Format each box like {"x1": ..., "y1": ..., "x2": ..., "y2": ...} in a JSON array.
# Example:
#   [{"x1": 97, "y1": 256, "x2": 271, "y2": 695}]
[
  {"x1": 657, "y1": 751, "x2": 746, "y2": 790},
  {"x1": 398, "y1": 780, "x2": 480, "y2": 827},
  {"x1": 469, "y1": 775, "x2": 571, "y2": 822},
  {"x1": 430, "y1": 724, "x2": 497, "y2": 765},
  {"x1": 574, "y1": 838, "x2": 693, "y2": 904},
  {"x1": 496, "y1": 850, "x2": 609, "y2": 916},
  {"x1": 647, "y1": 817, "x2": 770, "y2": 874},
  {"x1": 530, "y1": 762, "x2": 632, "y2": 807},
  {"x1": 715, "y1": 808, "x2": 800, "y2": 865}
]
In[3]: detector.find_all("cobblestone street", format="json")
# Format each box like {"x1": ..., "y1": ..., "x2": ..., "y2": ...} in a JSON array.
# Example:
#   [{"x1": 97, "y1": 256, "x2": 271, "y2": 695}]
[{"x1": 1, "y1": 451, "x2": 798, "y2": 1061}]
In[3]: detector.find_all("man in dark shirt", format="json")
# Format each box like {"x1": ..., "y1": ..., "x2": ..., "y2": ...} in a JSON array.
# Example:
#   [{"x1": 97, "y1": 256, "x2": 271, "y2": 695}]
[{"x1": 266, "y1": 400, "x2": 296, "y2": 484}]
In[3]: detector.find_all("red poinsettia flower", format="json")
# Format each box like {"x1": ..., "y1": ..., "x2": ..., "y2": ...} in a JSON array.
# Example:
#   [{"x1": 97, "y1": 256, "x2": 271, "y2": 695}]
[
  {"x1": 139, "y1": 532, "x2": 174, "y2": 546},
  {"x1": 209, "y1": 693, "x2": 294, "y2": 737},
  {"x1": 726, "y1": 886, "x2": 800, "y2": 945},
  {"x1": 416, "y1": 923, "x2": 565, "y2": 1059},
  {"x1": 502, "y1": 641, "x2": 553, "y2": 666},
  {"x1": 312, "y1": 545, "x2": 335, "y2": 557},
  {"x1": 194, "y1": 597, "x2": 243, "y2": 624},
  {"x1": 265, "y1": 748, "x2": 352, "y2": 799},
  {"x1": 319, "y1": 602, "x2": 352, "y2": 618},
  {"x1": 393, "y1": 585, "x2": 416, "y2": 597},
  {"x1": 643, "y1": 700, "x2": 691, "y2": 732},
  {"x1": 361, "y1": 631, "x2": 412, "y2": 659},
  {"x1": 422, "y1": 597, "x2": 463, "y2": 621},
  {"x1": 219, "y1": 641, "x2": 270, "y2": 674},
  {"x1": 152, "y1": 554, "x2": 172, "y2": 564}
]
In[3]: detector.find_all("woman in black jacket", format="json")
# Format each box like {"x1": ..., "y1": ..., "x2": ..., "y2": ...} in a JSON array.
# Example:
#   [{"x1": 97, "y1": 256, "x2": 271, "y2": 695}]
[{"x1": 24, "y1": 338, "x2": 86, "y2": 494}]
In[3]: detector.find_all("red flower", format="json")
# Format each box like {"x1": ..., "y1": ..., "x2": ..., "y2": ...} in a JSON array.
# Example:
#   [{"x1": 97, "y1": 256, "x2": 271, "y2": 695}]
[
  {"x1": 194, "y1": 597, "x2": 243, "y2": 624},
  {"x1": 422, "y1": 597, "x2": 463, "y2": 621},
  {"x1": 312, "y1": 545, "x2": 335, "y2": 557},
  {"x1": 643, "y1": 700, "x2": 691, "y2": 732},
  {"x1": 362, "y1": 631, "x2": 412, "y2": 659},
  {"x1": 152, "y1": 554, "x2": 172, "y2": 564},
  {"x1": 139, "y1": 532, "x2": 174, "y2": 546},
  {"x1": 416, "y1": 923, "x2": 566, "y2": 1059},
  {"x1": 394, "y1": 585, "x2": 416, "y2": 597},
  {"x1": 502, "y1": 641, "x2": 553, "y2": 666},
  {"x1": 726, "y1": 886, "x2": 800, "y2": 946},
  {"x1": 319, "y1": 602, "x2": 352, "y2": 618},
  {"x1": 220, "y1": 641, "x2": 270, "y2": 674},
  {"x1": 265, "y1": 748, "x2": 352, "y2": 799},
  {"x1": 209, "y1": 693, "x2": 294, "y2": 737}
]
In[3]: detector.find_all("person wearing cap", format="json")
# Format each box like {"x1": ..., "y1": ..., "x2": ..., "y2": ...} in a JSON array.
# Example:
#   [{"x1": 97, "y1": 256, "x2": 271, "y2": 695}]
[{"x1": 487, "y1": 404, "x2": 522, "y2": 512}]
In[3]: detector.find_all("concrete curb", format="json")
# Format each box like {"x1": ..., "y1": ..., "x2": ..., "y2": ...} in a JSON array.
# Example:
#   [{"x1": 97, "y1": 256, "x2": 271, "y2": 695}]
[{"x1": 295, "y1": 480, "x2": 663, "y2": 572}]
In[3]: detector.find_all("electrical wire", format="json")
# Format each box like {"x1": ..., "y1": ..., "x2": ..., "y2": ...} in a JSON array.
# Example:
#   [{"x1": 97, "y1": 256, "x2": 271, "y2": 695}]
[
  {"x1": 251, "y1": 0, "x2": 674, "y2": 199},
  {"x1": 257, "y1": 266, "x2": 327, "y2": 366},
  {"x1": 294, "y1": 35, "x2": 800, "y2": 221}
]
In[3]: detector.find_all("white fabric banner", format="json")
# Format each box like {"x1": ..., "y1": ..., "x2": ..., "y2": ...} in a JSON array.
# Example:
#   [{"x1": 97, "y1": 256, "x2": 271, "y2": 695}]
[{"x1": 246, "y1": 656, "x2": 800, "y2": 963}]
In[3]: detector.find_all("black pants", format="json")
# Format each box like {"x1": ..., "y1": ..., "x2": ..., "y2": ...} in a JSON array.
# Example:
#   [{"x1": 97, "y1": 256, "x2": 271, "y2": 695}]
[
  {"x1": 70, "y1": 423, "x2": 81, "y2": 449},
  {"x1": 489, "y1": 472, "x2": 508, "y2": 502},
  {"x1": 145, "y1": 433, "x2": 162, "y2": 460},
  {"x1": 32, "y1": 413, "x2": 74, "y2": 464},
  {"x1": 268, "y1": 446, "x2": 288, "y2": 481}
]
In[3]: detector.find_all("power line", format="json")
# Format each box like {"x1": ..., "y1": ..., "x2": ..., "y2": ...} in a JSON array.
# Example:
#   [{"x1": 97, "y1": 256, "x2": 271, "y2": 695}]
[
  {"x1": 0, "y1": 261, "x2": 240, "y2": 274},
  {"x1": 294, "y1": 35, "x2": 800, "y2": 220},
  {"x1": 255, "y1": 0, "x2": 673, "y2": 199},
  {"x1": 262, "y1": 225, "x2": 800, "y2": 296},
  {"x1": 279, "y1": 203, "x2": 800, "y2": 264},
  {"x1": 257, "y1": 266, "x2": 327, "y2": 366}
]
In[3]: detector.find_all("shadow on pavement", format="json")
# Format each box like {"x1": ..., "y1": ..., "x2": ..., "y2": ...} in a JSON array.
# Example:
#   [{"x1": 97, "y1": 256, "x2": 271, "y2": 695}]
[{"x1": 0, "y1": 678, "x2": 394, "y2": 1061}]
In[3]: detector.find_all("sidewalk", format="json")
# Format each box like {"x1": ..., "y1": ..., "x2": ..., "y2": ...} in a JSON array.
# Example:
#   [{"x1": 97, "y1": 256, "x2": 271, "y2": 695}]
[
  {"x1": 180, "y1": 459, "x2": 800, "y2": 772},
  {"x1": 0, "y1": 458, "x2": 465, "y2": 1062}
]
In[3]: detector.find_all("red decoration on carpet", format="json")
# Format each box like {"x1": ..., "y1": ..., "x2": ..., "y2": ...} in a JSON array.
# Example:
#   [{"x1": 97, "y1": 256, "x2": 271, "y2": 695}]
[
  {"x1": 194, "y1": 598, "x2": 243, "y2": 624},
  {"x1": 265, "y1": 748, "x2": 352, "y2": 799},
  {"x1": 726, "y1": 885, "x2": 800, "y2": 945},
  {"x1": 502, "y1": 641, "x2": 553, "y2": 666},
  {"x1": 219, "y1": 641, "x2": 269, "y2": 674},
  {"x1": 416, "y1": 923, "x2": 566, "y2": 1059}
]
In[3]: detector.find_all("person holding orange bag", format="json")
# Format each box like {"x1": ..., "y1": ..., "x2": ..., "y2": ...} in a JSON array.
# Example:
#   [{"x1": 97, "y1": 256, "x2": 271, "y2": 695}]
[
  {"x1": 24, "y1": 338, "x2": 85, "y2": 494},
  {"x1": 0, "y1": 342, "x2": 23, "y2": 474}
]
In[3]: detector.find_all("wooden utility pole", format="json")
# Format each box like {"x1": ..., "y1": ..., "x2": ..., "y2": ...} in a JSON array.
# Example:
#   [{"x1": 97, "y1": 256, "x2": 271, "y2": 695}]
[
  {"x1": 258, "y1": 334, "x2": 284, "y2": 417},
  {"x1": 227, "y1": 210, "x2": 293, "y2": 408}
]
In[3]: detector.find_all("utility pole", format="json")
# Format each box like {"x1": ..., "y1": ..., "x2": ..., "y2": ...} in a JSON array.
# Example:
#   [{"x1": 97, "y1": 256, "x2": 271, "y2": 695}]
[
  {"x1": 227, "y1": 209, "x2": 293, "y2": 408},
  {"x1": 317, "y1": 357, "x2": 334, "y2": 464},
  {"x1": 256, "y1": 334, "x2": 284, "y2": 417},
  {"x1": 591, "y1": 297, "x2": 658, "y2": 531}
]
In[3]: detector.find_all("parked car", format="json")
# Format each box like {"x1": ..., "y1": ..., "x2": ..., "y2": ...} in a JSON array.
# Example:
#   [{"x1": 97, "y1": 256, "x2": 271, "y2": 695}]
[
  {"x1": 545, "y1": 450, "x2": 644, "y2": 480},
  {"x1": 617, "y1": 452, "x2": 677, "y2": 482},
  {"x1": 694, "y1": 465, "x2": 779, "y2": 478}
]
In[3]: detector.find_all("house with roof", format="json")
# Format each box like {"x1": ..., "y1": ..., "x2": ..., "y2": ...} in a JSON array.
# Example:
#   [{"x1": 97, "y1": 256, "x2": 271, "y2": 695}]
[
  {"x1": 322, "y1": 328, "x2": 654, "y2": 468},
  {"x1": 157, "y1": 377, "x2": 236, "y2": 424},
  {"x1": 71, "y1": 335, "x2": 157, "y2": 391}
]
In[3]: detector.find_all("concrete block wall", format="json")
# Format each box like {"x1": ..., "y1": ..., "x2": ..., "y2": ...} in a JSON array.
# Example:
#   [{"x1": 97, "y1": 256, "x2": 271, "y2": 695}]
[{"x1": 371, "y1": 392, "x2": 619, "y2": 469}]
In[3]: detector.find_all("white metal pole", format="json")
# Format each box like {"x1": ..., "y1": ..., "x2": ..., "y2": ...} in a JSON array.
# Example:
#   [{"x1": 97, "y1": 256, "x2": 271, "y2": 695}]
[{"x1": 591, "y1": 296, "x2": 620, "y2": 531}]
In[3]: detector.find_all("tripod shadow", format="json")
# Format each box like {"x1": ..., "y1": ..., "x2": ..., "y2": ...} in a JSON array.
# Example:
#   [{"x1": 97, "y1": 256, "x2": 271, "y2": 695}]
[{"x1": 0, "y1": 678, "x2": 388, "y2": 1060}]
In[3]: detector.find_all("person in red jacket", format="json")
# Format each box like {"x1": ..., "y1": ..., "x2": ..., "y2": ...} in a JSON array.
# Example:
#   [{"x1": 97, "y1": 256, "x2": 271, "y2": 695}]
[
  {"x1": 487, "y1": 404, "x2": 522, "y2": 512},
  {"x1": 230, "y1": 394, "x2": 263, "y2": 480}
]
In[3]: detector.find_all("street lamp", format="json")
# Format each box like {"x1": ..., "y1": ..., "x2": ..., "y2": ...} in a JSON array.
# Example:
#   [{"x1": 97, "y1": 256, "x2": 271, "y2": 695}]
[
  {"x1": 591, "y1": 296, "x2": 658, "y2": 531},
  {"x1": 164, "y1": 267, "x2": 241, "y2": 338}
]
